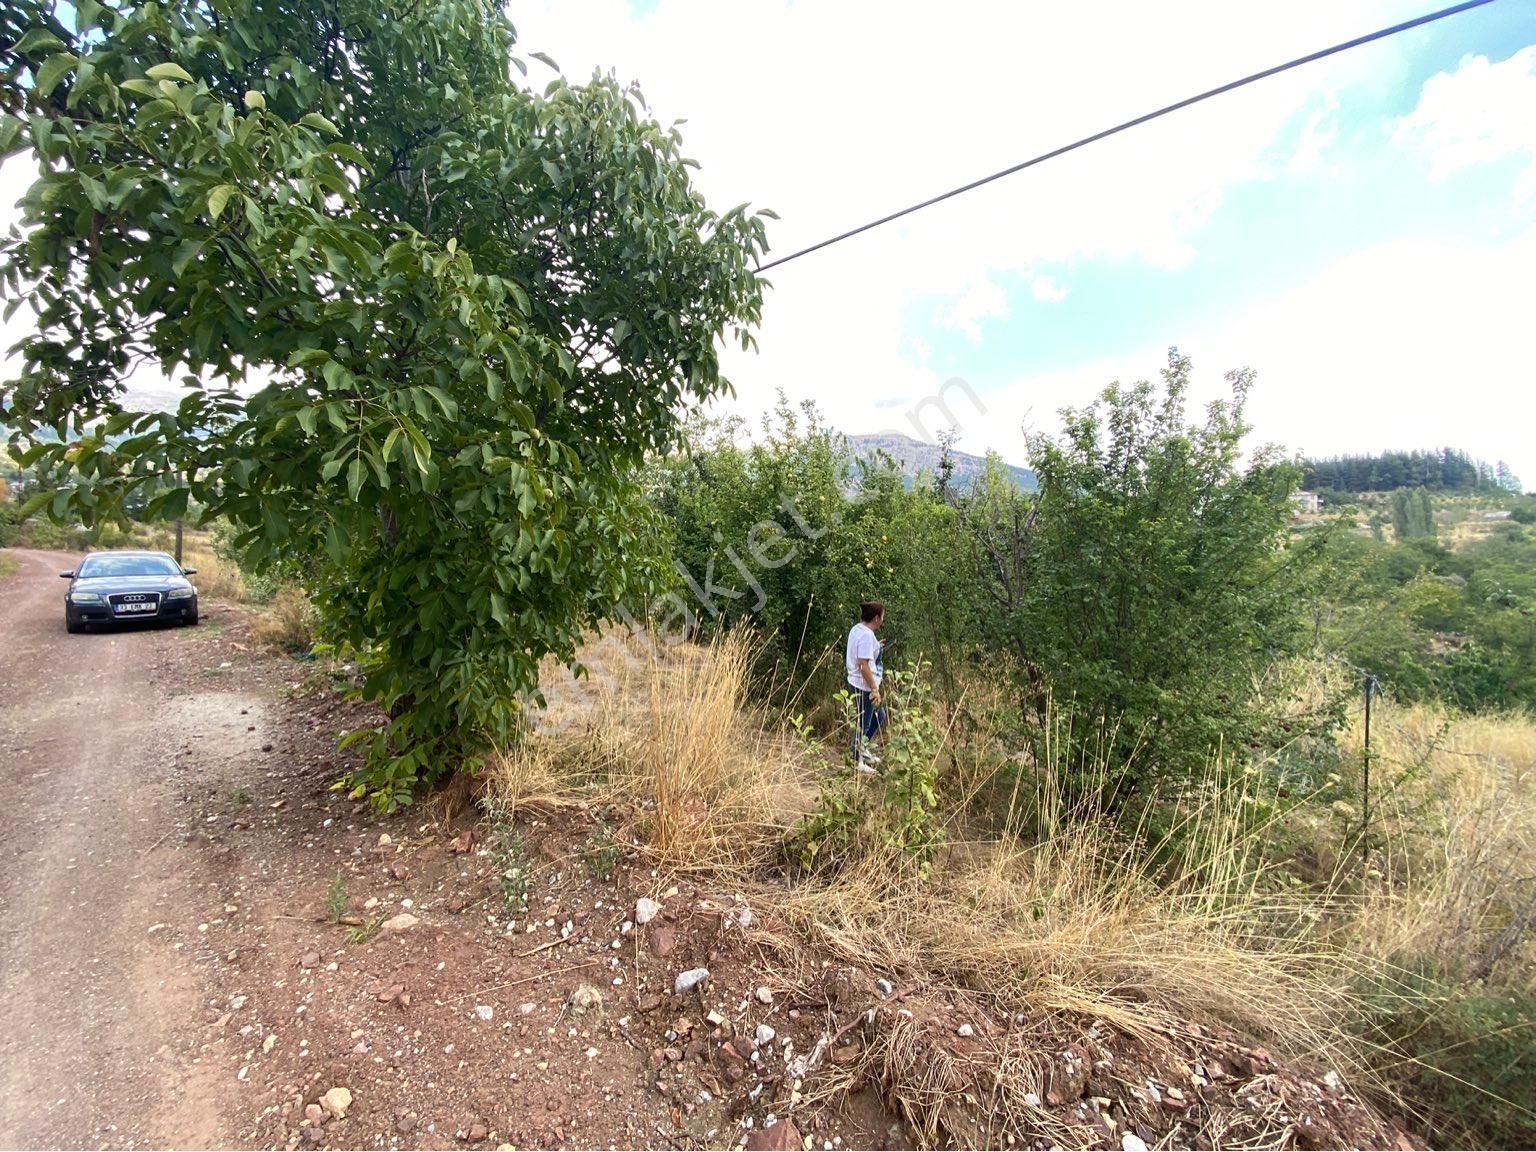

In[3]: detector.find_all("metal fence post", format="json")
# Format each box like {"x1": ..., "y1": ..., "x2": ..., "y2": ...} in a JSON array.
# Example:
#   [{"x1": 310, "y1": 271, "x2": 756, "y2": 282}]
[{"x1": 1361, "y1": 674, "x2": 1378, "y2": 863}]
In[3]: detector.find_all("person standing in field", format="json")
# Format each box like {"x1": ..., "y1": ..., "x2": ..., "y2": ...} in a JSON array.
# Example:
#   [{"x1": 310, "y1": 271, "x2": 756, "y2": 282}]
[{"x1": 846, "y1": 601, "x2": 886, "y2": 769}]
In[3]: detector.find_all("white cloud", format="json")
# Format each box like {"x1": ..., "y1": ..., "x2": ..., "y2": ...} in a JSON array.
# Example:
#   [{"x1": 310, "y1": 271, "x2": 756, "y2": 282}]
[
  {"x1": 1392, "y1": 45, "x2": 1536, "y2": 195},
  {"x1": 937, "y1": 278, "x2": 1007, "y2": 341},
  {"x1": 1030, "y1": 274, "x2": 1069, "y2": 303},
  {"x1": 1288, "y1": 92, "x2": 1341, "y2": 173}
]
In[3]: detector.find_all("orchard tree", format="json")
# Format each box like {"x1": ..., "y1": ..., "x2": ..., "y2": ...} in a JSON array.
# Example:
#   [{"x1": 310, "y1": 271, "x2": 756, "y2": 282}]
[
  {"x1": 1018, "y1": 349, "x2": 1327, "y2": 800},
  {"x1": 0, "y1": 1, "x2": 769, "y2": 806}
]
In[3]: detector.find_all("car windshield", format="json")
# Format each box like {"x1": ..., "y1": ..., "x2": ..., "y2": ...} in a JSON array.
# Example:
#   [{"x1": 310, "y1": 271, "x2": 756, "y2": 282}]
[{"x1": 77, "y1": 554, "x2": 182, "y2": 578}]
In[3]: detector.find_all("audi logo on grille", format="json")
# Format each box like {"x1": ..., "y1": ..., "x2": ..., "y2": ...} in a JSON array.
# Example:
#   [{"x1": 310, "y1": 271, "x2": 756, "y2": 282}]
[{"x1": 123, "y1": 594, "x2": 149, "y2": 602}]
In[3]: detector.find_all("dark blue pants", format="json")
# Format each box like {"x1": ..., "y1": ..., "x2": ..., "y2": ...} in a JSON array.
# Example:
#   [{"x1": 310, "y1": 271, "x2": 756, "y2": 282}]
[{"x1": 851, "y1": 688, "x2": 886, "y2": 758}]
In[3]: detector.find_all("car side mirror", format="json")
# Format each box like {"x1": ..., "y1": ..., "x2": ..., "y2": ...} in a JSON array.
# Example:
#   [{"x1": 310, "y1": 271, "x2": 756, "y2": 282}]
[
  {"x1": 181, "y1": 567, "x2": 198, "y2": 576},
  {"x1": 59, "y1": 571, "x2": 74, "y2": 579}
]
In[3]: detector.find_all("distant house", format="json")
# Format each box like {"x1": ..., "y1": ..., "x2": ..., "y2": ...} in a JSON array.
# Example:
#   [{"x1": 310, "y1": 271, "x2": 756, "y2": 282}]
[{"x1": 1295, "y1": 491, "x2": 1323, "y2": 515}]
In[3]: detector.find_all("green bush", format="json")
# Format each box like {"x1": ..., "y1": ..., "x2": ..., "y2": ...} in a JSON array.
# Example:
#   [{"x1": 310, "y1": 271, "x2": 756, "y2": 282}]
[
  {"x1": 790, "y1": 663, "x2": 945, "y2": 873},
  {"x1": 1317, "y1": 518, "x2": 1536, "y2": 712},
  {"x1": 1355, "y1": 964, "x2": 1536, "y2": 1149},
  {"x1": 15, "y1": 515, "x2": 87, "y2": 551},
  {"x1": 654, "y1": 353, "x2": 1342, "y2": 810},
  {"x1": 646, "y1": 397, "x2": 979, "y2": 712},
  {"x1": 211, "y1": 520, "x2": 289, "y2": 603}
]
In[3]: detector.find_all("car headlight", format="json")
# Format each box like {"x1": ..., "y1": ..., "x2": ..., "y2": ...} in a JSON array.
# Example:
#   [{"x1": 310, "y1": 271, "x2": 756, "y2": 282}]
[
  {"x1": 166, "y1": 587, "x2": 195, "y2": 600},
  {"x1": 69, "y1": 591, "x2": 104, "y2": 604}
]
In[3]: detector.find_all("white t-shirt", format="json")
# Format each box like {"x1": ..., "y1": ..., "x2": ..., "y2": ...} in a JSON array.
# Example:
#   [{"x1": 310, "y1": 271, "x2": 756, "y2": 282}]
[{"x1": 846, "y1": 621, "x2": 882, "y2": 691}]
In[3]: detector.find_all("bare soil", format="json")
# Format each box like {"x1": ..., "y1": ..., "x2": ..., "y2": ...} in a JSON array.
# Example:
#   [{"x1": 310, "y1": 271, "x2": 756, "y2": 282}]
[{"x1": 0, "y1": 547, "x2": 1421, "y2": 1151}]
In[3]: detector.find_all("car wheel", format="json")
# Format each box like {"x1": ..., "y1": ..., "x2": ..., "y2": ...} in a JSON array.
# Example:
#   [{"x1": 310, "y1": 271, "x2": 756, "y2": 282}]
[
  {"x1": 66, "y1": 612, "x2": 84, "y2": 634},
  {"x1": 185, "y1": 610, "x2": 199, "y2": 627}
]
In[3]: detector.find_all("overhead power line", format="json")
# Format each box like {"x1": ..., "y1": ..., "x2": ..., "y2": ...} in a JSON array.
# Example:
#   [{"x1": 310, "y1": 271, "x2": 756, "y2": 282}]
[{"x1": 755, "y1": 0, "x2": 1501, "y2": 273}]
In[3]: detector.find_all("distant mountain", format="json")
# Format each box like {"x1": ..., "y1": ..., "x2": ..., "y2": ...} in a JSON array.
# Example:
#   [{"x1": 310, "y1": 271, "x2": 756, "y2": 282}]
[{"x1": 844, "y1": 433, "x2": 1037, "y2": 492}]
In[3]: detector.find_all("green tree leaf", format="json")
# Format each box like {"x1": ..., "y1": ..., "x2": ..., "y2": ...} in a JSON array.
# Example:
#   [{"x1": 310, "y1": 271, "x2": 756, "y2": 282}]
[
  {"x1": 34, "y1": 51, "x2": 79, "y2": 96},
  {"x1": 170, "y1": 239, "x2": 203, "y2": 278},
  {"x1": 145, "y1": 62, "x2": 195, "y2": 83},
  {"x1": 207, "y1": 183, "x2": 237, "y2": 223},
  {"x1": 299, "y1": 112, "x2": 339, "y2": 135}
]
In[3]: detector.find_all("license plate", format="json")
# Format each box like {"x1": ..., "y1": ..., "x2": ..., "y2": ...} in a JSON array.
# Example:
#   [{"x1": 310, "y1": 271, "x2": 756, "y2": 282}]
[{"x1": 115, "y1": 602, "x2": 157, "y2": 614}]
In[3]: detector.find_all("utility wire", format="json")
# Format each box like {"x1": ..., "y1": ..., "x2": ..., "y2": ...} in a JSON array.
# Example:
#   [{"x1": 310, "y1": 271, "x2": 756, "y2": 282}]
[{"x1": 756, "y1": 0, "x2": 1501, "y2": 272}]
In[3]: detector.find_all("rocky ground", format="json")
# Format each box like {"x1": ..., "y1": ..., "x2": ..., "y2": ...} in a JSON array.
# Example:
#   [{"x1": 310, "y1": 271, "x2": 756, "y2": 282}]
[{"x1": 0, "y1": 548, "x2": 1421, "y2": 1151}]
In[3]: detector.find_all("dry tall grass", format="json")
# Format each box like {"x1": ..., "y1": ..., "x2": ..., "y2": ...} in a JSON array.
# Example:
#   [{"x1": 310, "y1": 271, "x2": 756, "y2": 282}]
[
  {"x1": 183, "y1": 544, "x2": 249, "y2": 602},
  {"x1": 774, "y1": 745, "x2": 1362, "y2": 1072},
  {"x1": 1324, "y1": 700, "x2": 1536, "y2": 1145},
  {"x1": 489, "y1": 629, "x2": 817, "y2": 871},
  {"x1": 500, "y1": 636, "x2": 1362, "y2": 1067},
  {"x1": 150, "y1": 526, "x2": 316, "y2": 647},
  {"x1": 248, "y1": 585, "x2": 315, "y2": 650},
  {"x1": 1344, "y1": 702, "x2": 1536, "y2": 989}
]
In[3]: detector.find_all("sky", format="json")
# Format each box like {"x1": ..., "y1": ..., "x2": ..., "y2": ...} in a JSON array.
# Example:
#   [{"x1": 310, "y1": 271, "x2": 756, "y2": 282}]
[
  {"x1": 3, "y1": 0, "x2": 1534, "y2": 487},
  {"x1": 506, "y1": 0, "x2": 1536, "y2": 486}
]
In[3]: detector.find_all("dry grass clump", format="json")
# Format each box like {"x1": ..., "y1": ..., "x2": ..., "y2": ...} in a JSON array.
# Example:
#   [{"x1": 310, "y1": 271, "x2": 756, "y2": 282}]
[
  {"x1": 846, "y1": 997, "x2": 1397, "y2": 1152},
  {"x1": 183, "y1": 545, "x2": 249, "y2": 603},
  {"x1": 248, "y1": 585, "x2": 315, "y2": 651},
  {"x1": 490, "y1": 628, "x2": 817, "y2": 871},
  {"x1": 484, "y1": 739, "x2": 586, "y2": 821}
]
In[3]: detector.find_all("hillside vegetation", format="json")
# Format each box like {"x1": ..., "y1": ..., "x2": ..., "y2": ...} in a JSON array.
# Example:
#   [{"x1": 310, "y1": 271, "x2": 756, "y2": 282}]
[
  {"x1": 2, "y1": 1, "x2": 1530, "y2": 1142},
  {"x1": 1302, "y1": 447, "x2": 1520, "y2": 498},
  {"x1": 1315, "y1": 496, "x2": 1536, "y2": 711}
]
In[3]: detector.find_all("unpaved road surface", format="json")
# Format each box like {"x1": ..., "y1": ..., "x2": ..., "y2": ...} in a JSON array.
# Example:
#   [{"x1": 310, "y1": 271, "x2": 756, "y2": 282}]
[{"x1": 0, "y1": 548, "x2": 242, "y2": 1148}]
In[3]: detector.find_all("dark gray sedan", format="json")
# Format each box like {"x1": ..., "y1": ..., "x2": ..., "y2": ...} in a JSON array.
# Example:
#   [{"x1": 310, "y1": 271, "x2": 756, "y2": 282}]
[{"x1": 61, "y1": 550, "x2": 200, "y2": 633}]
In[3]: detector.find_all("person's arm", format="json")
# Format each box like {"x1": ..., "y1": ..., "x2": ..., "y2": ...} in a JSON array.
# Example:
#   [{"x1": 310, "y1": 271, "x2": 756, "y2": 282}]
[{"x1": 858, "y1": 657, "x2": 879, "y2": 700}]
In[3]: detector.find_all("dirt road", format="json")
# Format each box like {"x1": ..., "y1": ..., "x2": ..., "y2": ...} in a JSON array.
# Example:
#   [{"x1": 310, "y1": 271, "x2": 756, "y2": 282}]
[{"x1": 0, "y1": 548, "x2": 244, "y2": 1149}]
